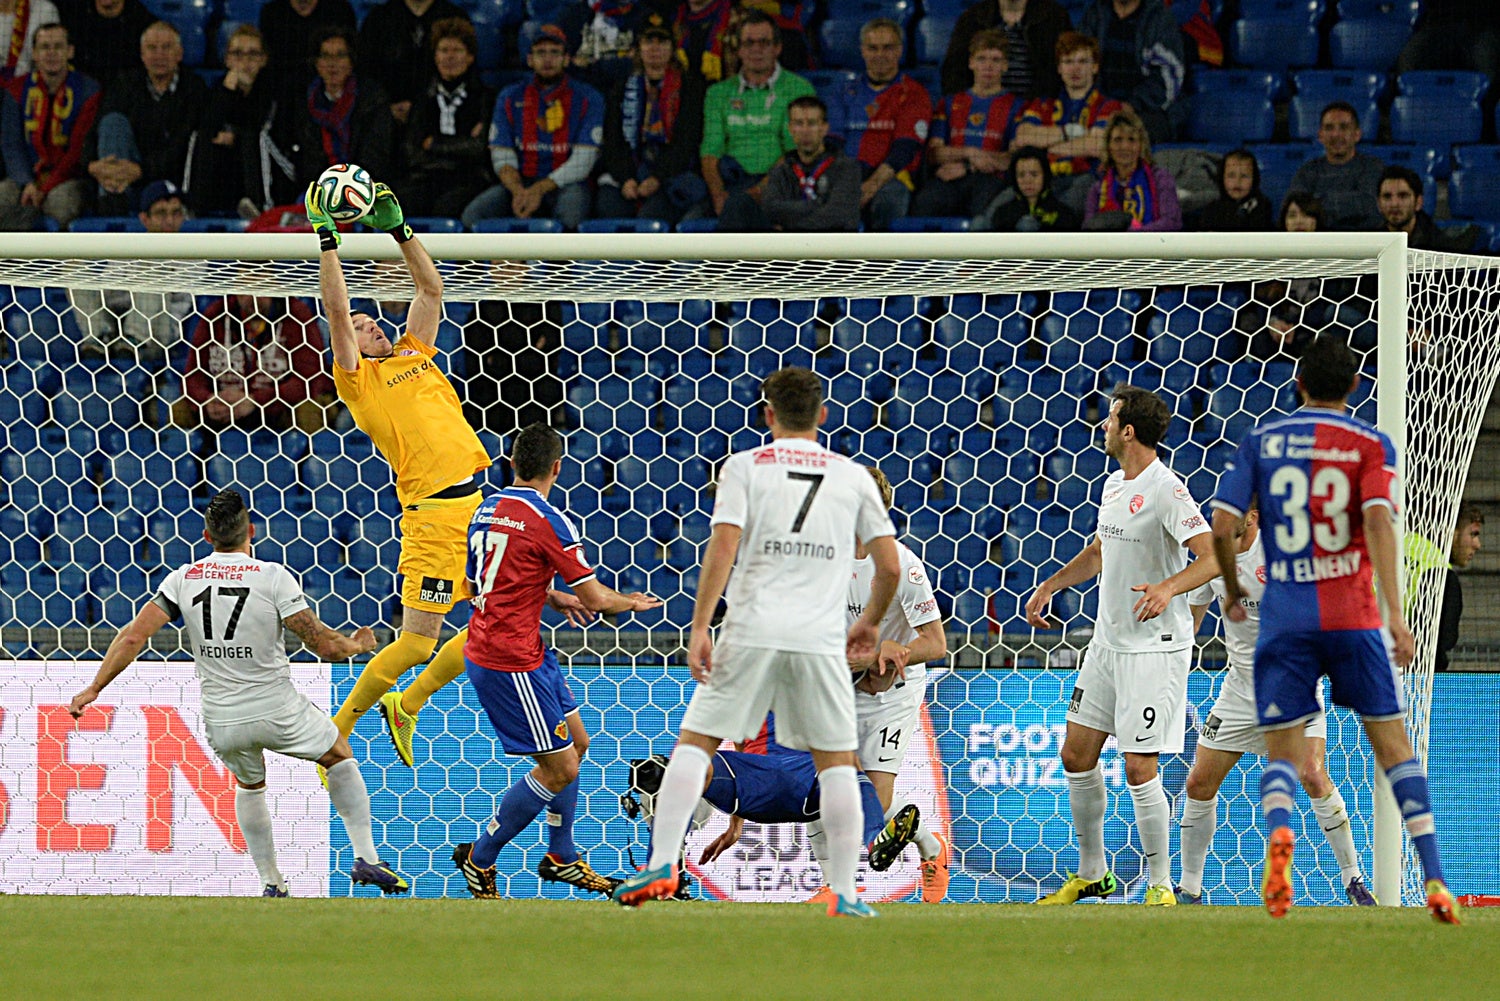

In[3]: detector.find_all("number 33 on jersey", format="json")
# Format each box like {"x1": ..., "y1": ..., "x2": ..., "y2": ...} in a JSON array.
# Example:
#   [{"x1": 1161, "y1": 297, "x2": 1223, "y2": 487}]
[{"x1": 1212, "y1": 407, "x2": 1397, "y2": 641}]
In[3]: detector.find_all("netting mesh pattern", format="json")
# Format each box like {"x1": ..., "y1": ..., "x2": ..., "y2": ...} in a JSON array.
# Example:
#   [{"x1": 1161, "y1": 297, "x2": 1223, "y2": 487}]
[{"x1": 0, "y1": 248, "x2": 1495, "y2": 903}]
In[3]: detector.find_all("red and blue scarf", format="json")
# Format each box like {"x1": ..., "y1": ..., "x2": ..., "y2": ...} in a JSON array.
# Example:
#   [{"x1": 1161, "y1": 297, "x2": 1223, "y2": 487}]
[
  {"x1": 1098, "y1": 162, "x2": 1158, "y2": 224},
  {"x1": 308, "y1": 77, "x2": 358, "y2": 164},
  {"x1": 621, "y1": 67, "x2": 682, "y2": 177}
]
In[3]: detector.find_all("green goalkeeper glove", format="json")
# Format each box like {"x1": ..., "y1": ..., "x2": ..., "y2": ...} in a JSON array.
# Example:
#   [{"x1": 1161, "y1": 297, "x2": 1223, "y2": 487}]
[
  {"x1": 367, "y1": 182, "x2": 412, "y2": 243},
  {"x1": 304, "y1": 182, "x2": 340, "y2": 252}
]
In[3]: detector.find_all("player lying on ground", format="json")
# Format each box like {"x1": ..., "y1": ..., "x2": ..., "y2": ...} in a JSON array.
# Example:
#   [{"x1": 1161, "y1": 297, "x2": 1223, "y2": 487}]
[
  {"x1": 1176, "y1": 503, "x2": 1376, "y2": 906},
  {"x1": 1211, "y1": 333, "x2": 1458, "y2": 924},
  {"x1": 802, "y1": 465, "x2": 950, "y2": 904},
  {"x1": 627, "y1": 718, "x2": 921, "y2": 882},
  {"x1": 68, "y1": 489, "x2": 407, "y2": 896},
  {"x1": 613, "y1": 367, "x2": 904, "y2": 917},
  {"x1": 308, "y1": 178, "x2": 493, "y2": 767},
  {"x1": 451, "y1": 423, "x2": 661, "y2": 899},
  {"x1": 1026, "y1": 386, "x2": 1220, "y2": 907}
]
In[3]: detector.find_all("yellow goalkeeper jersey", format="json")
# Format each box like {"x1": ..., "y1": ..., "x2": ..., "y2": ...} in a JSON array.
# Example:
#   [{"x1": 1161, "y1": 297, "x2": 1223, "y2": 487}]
[{"x1": 333, "y1": 333, "x2": 490, "y2": 506}]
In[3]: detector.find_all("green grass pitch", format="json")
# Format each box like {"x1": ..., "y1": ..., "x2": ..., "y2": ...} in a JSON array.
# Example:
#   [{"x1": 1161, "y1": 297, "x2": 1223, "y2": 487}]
[{"x1": 5, "y1": 897, "x2": 1496, "y2": 999}]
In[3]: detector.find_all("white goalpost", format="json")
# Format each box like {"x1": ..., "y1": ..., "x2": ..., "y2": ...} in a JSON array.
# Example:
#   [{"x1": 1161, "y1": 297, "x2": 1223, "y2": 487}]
[{"x1": 0, "y1": 231, "x2": 1494, "y2": 905}]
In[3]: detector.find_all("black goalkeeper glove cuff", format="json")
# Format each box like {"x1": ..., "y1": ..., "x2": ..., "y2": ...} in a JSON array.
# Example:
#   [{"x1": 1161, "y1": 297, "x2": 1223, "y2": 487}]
[
  {"x1": 389, "y1": 223, "x2": 413, "y2": 243},
  {"x1": 318, "y1": 228, "x2": 340, "y2": 253}
]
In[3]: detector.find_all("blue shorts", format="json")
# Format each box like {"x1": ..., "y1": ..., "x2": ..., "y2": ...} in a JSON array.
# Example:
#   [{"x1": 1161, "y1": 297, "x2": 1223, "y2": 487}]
[
  {"x1": 1254, "y1": 628, "x2": 1403, "y2": 729},
  {"x1": 707, "y1": 750, "x2": 818, "y2": 823},
  {"x1": 466, "y1": 649, "x2": 578, "y2": 756}
]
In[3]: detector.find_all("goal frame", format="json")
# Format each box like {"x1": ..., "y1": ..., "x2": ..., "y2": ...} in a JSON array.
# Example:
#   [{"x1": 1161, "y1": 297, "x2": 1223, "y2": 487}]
[{"x1": 2, "y1": 230, "x2": 1414, "y2": 900}]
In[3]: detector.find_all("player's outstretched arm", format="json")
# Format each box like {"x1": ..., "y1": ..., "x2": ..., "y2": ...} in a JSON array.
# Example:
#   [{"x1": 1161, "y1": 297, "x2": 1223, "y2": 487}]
[
  {"x1": 69, "y1": 602, "x2": 172, "y2": 717},
  {"x1": 284, "y1": 610, "x2": 378, "y2": 661},
  {"x1": 1210, "y1": 509, "x2": 1247, "y2": 621},
  {"x1": 546, "y1": 588, "x2": 596, "y2": 627},
  {"x1": 1131, "y1": 531, "x2": 1218, "y2": 621},
  {"x1": 1364, "y1": 504, "x2": 1415, "y2": 667},
  {"x1": 699, "y1": 815, "x2": 745, "y2": 865},
  {"x1": 1026, "y1": 537, "x2": 1103, "y2": 628},
  {"x1": 308, "y1": 183, "x2": 361, "y2": 373},
  {"x1": 368, "y1": 182, "x2": 443, "y2": 348},
  {"x1": 572, "y1": 578, "x2": 663, "y2": 616}
]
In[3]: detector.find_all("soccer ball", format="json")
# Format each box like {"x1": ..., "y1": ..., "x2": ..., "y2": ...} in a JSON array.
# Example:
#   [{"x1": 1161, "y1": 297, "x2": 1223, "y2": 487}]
[{"x1": 315, "y1": 163, "x2": 376, "y2": 222}]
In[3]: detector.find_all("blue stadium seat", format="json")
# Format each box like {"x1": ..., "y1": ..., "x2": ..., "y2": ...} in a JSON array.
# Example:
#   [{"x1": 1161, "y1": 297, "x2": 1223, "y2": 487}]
[
  {"x1": 913, "y1": 17, "x2": 957, "y2": 65},
  {"x1": 141, "y1": 0, "x2": 212, "y2": 65},
  {"x1": 1190, "y1": 92, "x2": 1275, "y2": 144},
  {"x1": 1287, "y1": 94, "x2": 1378, "y2": 140},
  {"x1": 1336, "y1": 0, "x2": 1420, "y2": 24},
  {"x1": 825, "y1": 0, "x2": 912, "y2": 23},
  {"x1": 1193, "y1": 68, "x2": 1283, "y2": 100},
  {"x1": 181, "y1": 218, "x2": 249, "y2": 233},
  {"x1": 526, "y1": 0, "x2": 568, "y2": 20},
  {"x1": 578, "y1": 219, "x2": 670, "y2": 234},
  {"x1": 1247, "y1": 142, "x2": 1316, "y2": 210},
  {"x1": 406, "y1": 217, "x2": 465, "y2": 234},
  {"x1": 1329, "y1": 19, "x2": 1410, "y2": 69},
  {"x1": 818, "y1": 20, "x2": 865, "y2": 69},
  {"x1": 469, "y1": 217, "x2": 563, "y2": 234},
  {"x1": 804, "y1": 69, "x2": 858, "y2": 92},
  {"x1": 1397, "y1": 70, "x2": 1489, "y2": 102},
  {"x1": 1240, "y1": 0, "x2": 1323, "y2": 21},
  {"x1": 1390, "y1": 95, "x2": 1483, "y2": 146},
  {"x1": 1291, "y1": 68, "x2": 1388, "y2": 106},
  {"x1": 69, "y1": 216, "x2": 143, "y2": 233},
  {"x1": 675, "y1": 218, "x2": 719, "y2": 233},
  {"x1": 922, "y1": 0, "x2": 970, "y2": 16},
  {"x1": 891, "y1": 216, "x2": 971, "y2": 232},
  {"x1": 1449, "y1": 158, "x2": 1500, "y2": 222},
  {"x1": 1231, "y1": 19, "x2": 1319, "y2": 68}
]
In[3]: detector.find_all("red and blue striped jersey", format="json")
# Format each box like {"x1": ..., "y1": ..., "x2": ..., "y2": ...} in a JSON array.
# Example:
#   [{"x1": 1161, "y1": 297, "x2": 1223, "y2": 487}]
[
  {"x1": 1212, "y1": 407, "x2": 1397, "y2": 639},
  {"x1": 824, "y1": 73, "x2": 930, "y2": 181},
  {"x1": 464, "y1": 486, "x2": 596, "y2": 673},
  {"x1": 929, "y1": 90, "x2": 1022, "y2": 152},
  {"x1": 1017, "y1": 87, "x2": 1122, "y2": 175},
  {"x1": 490, "y1": 76, "x2": 605, "y2": 181}
]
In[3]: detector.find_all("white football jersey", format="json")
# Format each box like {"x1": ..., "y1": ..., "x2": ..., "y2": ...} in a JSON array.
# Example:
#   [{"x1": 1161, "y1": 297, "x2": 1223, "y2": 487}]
[
  {"x1": 1094, "y1": 458, "x2": 1209, "y2": 653},
  {"x1": 713, "y1": 437, "x2": 895, "y2": 654},
  {"x1": 847, "y1": 542, "x2": 941, "y2": 684},
  {"x1": 1188, "y1": 533, "x2": 1266, "y2": 679},
  {"x1": 154, "y1": 551, "x2": 310, "y2": 725}
]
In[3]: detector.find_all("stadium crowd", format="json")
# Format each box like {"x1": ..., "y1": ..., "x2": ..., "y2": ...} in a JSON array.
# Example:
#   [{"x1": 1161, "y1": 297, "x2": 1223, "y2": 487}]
[{"x1": 0, "y1": 0, "x2": 1493, "y2": 245}]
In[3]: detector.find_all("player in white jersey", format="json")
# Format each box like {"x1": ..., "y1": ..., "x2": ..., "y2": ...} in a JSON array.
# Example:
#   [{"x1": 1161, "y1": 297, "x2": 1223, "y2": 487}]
[
  {"x1": 1025, "y1": 386, "x2": 1218, "y2": 907},
  {"x1": 68, "y1": 490, "x2": 408, "y2": 897},
  {"x1": 614, "y1": 366, "x2": 905, "y2": 917},
  {"x1": 804, "y1": 466, "x2": 950, "y2": 904},
  {"x1": 1174, "y1": 504, "x2": 1376, "y2": 906}
]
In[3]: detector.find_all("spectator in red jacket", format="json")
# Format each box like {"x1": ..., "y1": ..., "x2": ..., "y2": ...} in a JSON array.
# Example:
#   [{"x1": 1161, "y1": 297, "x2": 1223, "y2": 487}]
[
  {"x1": 0, "y1": 22, "x2": 98, "y2": 229},
  {"x1": 176, "y1": 295, "x2": 336, "y2": 433}
]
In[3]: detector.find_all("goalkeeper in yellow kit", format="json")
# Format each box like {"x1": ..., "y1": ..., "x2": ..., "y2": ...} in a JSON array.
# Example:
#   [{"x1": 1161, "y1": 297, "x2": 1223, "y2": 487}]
[{"x1": 305, "y1": 180, "x2": 586, "y2": 766}]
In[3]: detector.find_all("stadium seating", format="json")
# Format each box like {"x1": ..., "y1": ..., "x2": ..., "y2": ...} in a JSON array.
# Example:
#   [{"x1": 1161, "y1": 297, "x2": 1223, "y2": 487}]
[
  {"x1": 469, "y1": 3, "x2": 508, "y2": 70},
  {"x1": 1390, "y1": 94, "x2": 1483, "y2": 146},
  {"x1": 1329, "y1": 18, "x2": 1410, "y2": 69},
  {"x1": 825, "y1": 0, "x2": 913, "y2": 24},
  {"x1": 819, "y1": 20, "x2": 866, "y2": 69},
  {"x1": 1398, "y1": 70, "x2": 1489, "y2": 102},
  {"x1": 470, "y1": 218, "x2": 564, "y2": 234},
  {"x1": 1231, "y1": 18, "x2": 1319, "y2": 68},
  {"x1": 182, "y1": 219, "x2": 249, "y2": 233},
  {"x1": 1336, "y1": 0, "x2": 1421, "y2": 25},
  {"x1": 1190, "y1": 91, "x2": 1275, "y2": 144},
  {"x1": 1290, "y1": 68, "x2": 1388, "y2": 105},
  {"x1": 1449, "y1": 147, "x2": 1500, "y2": 221},
  {"x1": 142, "y1": 0, "x2": 212, "y2": 65},
  {"x1": 1246, "y1": 143, "x2": 1315, "y2": 211},
  {"x1": 1193, "y1": 68, "x2": 1283, "y2": 100},
  {"x1": 891, "y1": 217, "x2": 971, "y2": 232},
  {"x1": 1239, "y1": 0, "x2": 1323, "y2": 22},
  {"x1": 913, "y1": 17, "x2": 957, "y2": 66},
  {"x1": 69, "y1": 217, "x2": 144, "y2": 233},
  {"x1": 579, "y1": 219, "x2": 670, "y2": 234}
]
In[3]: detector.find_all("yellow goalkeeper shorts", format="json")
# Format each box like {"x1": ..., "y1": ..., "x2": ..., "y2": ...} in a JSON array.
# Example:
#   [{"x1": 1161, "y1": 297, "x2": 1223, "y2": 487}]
[{"x1": 396, "y1": 491, "x2": 483, "y2": 613}]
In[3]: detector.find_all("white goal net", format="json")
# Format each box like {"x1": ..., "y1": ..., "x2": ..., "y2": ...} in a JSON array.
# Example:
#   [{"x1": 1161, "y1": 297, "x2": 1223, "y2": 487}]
[{"x1": 0, "y1": 233, "x2": 1494, "y2": 905}]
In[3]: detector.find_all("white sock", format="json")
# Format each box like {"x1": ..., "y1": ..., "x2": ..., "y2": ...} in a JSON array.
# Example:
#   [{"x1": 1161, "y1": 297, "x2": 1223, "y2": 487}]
[
  {"x1": 325, "y1": 759, "x2": 380, "y2": 864},
  {"x1": 234, "y1": 785, "x2": 282, "y2": 887},
  {"x1": 1177, "y1": 795, "x2": 1218, "y2": 897},
  {"x1": 1312, "y1": 789, "x2": 1363, "y2": 885},
  {"x1": 887, "y1": 799, "x2": 942, "y2": 860},
  {"x1": 1128, "y1": 776, "x2": 1171, "y2": 889},
  {"x1": 806, "y1": 819, "x2": 829, "y2": 869},
  {"x1": 647, "y1": 744, "x2": 711, "y2": 870},
  {"x1": 818, "y1": 765, "x2": 861, "y2": 901},
  {"x1": 1066, "y1": 767, "x2": 1108, "y2": 880}
]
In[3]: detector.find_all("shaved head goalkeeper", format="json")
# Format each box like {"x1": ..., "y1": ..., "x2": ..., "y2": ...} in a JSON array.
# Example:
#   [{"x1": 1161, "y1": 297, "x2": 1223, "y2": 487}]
[{"x1": 306, "y1": 180, "x2": 550, "y2": 767}]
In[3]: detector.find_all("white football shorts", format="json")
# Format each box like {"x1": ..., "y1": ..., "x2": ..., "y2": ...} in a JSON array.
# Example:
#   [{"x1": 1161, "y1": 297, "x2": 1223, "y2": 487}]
[
  {"x1": 680, "y1": 644, "x2": 857, "y2": 752},
  {"x1": 1199, "y1": 666, "x2": 1327, "y2": 756},
  {"x1": 204, "y1": 693, "x2": 340, "y2": 785},
  {"x1": 1067, "y1": 645, "x2": 1190, "y2": 753},
  {"x1": 855, "y1": 667, "x2": 926, "y2": 773}
]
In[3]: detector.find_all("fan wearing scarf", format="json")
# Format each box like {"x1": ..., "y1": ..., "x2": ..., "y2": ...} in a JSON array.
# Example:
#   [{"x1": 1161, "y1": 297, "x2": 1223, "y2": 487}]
[
  {"x1": 0, "y1": 0, "x2": 59, "y2": 83},
  {"x1": 292, "y1": 26, "x2": 392, "y2": 184},
  {"x1": 0, "y1": 21, "x2": 98, "y2": 231},
  {"x1": 672, "y1": 0, "x2": 735, "y2": 84},
  {"x1": 1083, "y1": 108, "x2": 1180, "y2": 231},
  {"x1": 596, "y1": 15, "x2": 705, "y2": 224},
  {"x1": 716, "y1": 95, "x2": 859, "y2": 233},
  {"x1": 460, "y1": 23, "x2": 603, "y2": 232}
]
